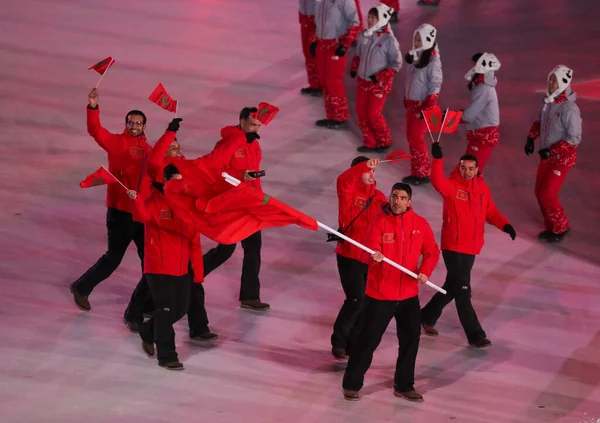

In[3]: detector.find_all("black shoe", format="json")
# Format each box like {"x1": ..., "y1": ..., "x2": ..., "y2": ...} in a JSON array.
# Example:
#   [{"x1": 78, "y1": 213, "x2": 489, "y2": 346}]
[
  {"x1": 394, "y1": 389, "x2": 424, "y2": 402},
  {"x1": 123, "y1": 317, "x2": 140, "y2": 333},
  {"x1": 240, "y1": 300, "x2": 270, "y2": 311},
  {"x1": 315, "y1": 119, "x2": 331, "y2": 127},
  {"x1": 332, "y1": 347, "x2": 348, "y2": 361},
  {"x1": 69, "y1": 283, "x2": 91, "y2": 311},
  {"x1": 469, "y1": 338, "x2": 491, "y2": 348},
  {"x1": 356, "y1": 145, "x2": 379, "y2": 153},
  {"x1": 324, "y1": 120, "x2": 349, "y2": 130},
  {"x1": 402, "y1": 175, "x2": 431, "y2": 186},
  {"x1": 159, "y1": 361, "x2": 184, "y2": 371},
  {"x1": 300, "y1": 87, "x2": 323, "y2": 97},
  {"x1": 375, "y1": 145, "x2": 390, "y2": 153},
  {"x1": 546, "y1": 228, "x2": 570, "y2": 243},
  {"x1": 538, "y1": 230, "x2": 553, "y2": 240},
  {"x1": 417, "y1": 0, "x2": 440, "y2": 6},
  {"x1": 190, "y1": 330, "x2": 219, "y2": 341}
]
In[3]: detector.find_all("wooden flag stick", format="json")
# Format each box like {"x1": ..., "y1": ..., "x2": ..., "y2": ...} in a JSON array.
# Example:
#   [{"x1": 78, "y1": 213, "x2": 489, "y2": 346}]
[
  {"x1": 95, "y1": 58, "x2": 115, "y2": 88},
  {"x1": 101, "y1": 165, "x2": 128, "y2": 190}
]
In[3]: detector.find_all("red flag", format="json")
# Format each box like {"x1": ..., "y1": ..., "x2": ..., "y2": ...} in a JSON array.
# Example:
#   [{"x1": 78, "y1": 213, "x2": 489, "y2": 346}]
[
  {"x1": 88, "y1": 57, "x2": 115, "y2": 75},
  {"x1": 252, "y1": 102, "x2": 280, "y2": 126},
  {"x1": 422, "y1": 106, "x2": 443, "y2": 131},
  {"x1": 384, "y1": 149, "x2": 412, "y2": 162},
  {"x1": 148, "y1": 83, "x2": 177, "y2": 113},
  {"x1": 79, "y1": 166, "x2": 118, "y2": 188},
  {"x1": 442, "y1": 110, "x2": 463, "y2": 133}
]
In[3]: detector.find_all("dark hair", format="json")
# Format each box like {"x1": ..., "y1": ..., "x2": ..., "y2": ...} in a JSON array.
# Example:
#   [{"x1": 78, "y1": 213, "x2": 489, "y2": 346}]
[
  {"x1": 391, "y1": 182, "x2": 412, "y2": 199},
  {"x1": 459, "y1": 154, "x2": 479, "y2": 166},
  {"x1": 368, "y1": 7, "x2": 378, "y2": 17},
  {"x1": 467, "y1": 53, "x2": 484, "y2": 90},
  {"x1": 351, "y1": 156, "x2": 369, "y2": 167},
  {"x1": 239, "y1": 107, "x2": 259, "y2": 121},
  {"x1": 415, "y1": 43, "x2": 436, "y2": 69},
  {"x1": 125, "y1": 110, "x2": 147, "y2": 124},
  {"x1": 163, "y1": 164, "x2": 180, "y2": 180},
  {"x1": 471, "y1": 52, "x2": 484, "y2": 63}
]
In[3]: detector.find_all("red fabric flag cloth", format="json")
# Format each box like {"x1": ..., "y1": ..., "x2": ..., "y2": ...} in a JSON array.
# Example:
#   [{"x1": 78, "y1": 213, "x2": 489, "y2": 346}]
[
  {"x1": 385, "y1": 149, "x2": 412, "y2": 162},
  {"x1": 422, "y1": 106, "x2": 443, "y2": 131},
  {"x1": 79, "y1": 166, "x2": 118, "y2": 188},
  {"x1": 88, "y1": 57, "x2": 115, "y2": 75},
  {"x1": 148, "y1": 83, "x2": 178, "y2": 113},
  {"x1": 252, "y1": 102, "x2": 279, "y2": 126},
  {"x1": 442, "y1": 110, "x2": 463, "y2": 133}
]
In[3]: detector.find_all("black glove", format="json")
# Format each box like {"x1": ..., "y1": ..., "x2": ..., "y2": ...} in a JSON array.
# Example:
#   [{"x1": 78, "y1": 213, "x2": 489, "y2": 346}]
[
  {"x1": 503, "y1": 224, "x2": 517, "y2": 241},
  {"x1": 524, "y1": 138, "x2": 535, "y2": 156},
  {"x1": 245, "y1": 132, "x2": 260, "y2": 143},
  {"x1": 167, "y1": 118, "x2": 183, "y2": 132},
  {"x1": 538, "y1": 148, "x2": 551, "y2": 160},
  {"x1": 431, "y1": 142, "x2": 443, "y2": 159},
  {"x1": 350, "y1": 71, "x2": 357, "y2": 78},
  {"x1": 309, "y1": 42, "x2": 317, "y2": 57},
  {"x1": 335, "y1": 45, "x2": 348, "y2": 57},
  {"x1": 369, "y1": 75, "x2": 377, "y2": 83}
]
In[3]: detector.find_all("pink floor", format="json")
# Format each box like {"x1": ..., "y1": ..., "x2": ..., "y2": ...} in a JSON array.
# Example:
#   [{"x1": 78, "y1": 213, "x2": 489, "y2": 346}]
[{"x1": 1, "y1": 0, "x2": 599, "y2": 422}]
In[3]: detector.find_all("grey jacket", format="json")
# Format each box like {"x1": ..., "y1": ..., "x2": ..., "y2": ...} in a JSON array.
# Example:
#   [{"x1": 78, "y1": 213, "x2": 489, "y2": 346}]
[
  {"x1": 462, "y1": 72, "x2": 499, "y2": 130},
  {"x1": 299, "y1": 0, "x2": 315, "y2": 16},
  {"x1": 355, "y1": 30, "x2": 402, "y2": 79},
  {"x1": 538, "y1": 88, "x2": 582, "y2": 149},
  {"x1": 404, "y1": 56, "x2": 443, "y2": 101},
  {"x1": 315, "y1": 0, "x2": 360, "y2": 41}
]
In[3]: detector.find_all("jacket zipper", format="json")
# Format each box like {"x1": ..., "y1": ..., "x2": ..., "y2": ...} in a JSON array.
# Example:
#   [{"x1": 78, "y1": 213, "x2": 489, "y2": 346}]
[
  {"x1": 364, "y1": 36, "x2": 375, "y2": 78},
  {"x1": 399, "y1": 214, "x2": 405, "y2": 297},
  {"x1": 472, "y1": 182, "x2": 478, "y2": 252}
]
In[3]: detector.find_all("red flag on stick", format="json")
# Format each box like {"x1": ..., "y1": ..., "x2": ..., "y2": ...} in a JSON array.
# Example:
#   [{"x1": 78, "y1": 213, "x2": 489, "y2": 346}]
[
  {"x1": 441, "y1": 110, "x2": 463, "y2": 133},
  {"x1": 421, "y1": 106, "x2": 443, "y2": 131},
  {"x1": 252, "y1": 102, "x2": 280, "y2": 126},
  {"x1": 80, "y1": 166, "x2": 119, "y2": 188},
  {"x1": 383, "y1": 149, "x2": 412, "y2": 163},
  {"x1": 148, "y1": 83, "x2": 178, "y2": 113},
  {"x1": 88, "y1": 57, "x2": 115, "y2": 75}
]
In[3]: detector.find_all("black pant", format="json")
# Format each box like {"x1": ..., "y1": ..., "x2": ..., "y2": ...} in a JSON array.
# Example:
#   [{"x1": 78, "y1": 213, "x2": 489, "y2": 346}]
[
  {"x1": 202, "y1": 231, "x2": 262, "y2": 301},
  {"x1": 343, "y1": 296, "x2": 421, "y2": 392},
  {"x1": 140, "y1": 273, "x2": 191, "y2": 364},
  {"x1": 73, "y1": 208, "x2": 145, "y2": 296},
  {"x1": 125, "y1": 264, "x2": 209, "y2": 334},
  {"x1": 331, "y1": 254, "x2": 368, "y2": 350},
  {"x1": 420, "y1": 250, "x2": 486, "y2": 343}
]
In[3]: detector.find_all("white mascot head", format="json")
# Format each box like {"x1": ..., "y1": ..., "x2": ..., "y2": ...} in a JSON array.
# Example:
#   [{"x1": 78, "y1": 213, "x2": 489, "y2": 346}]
[
  {"x1": 364, "y1": 4, "x2": 394, "y2": 36},
  {"x1": 464, "y1": 53, "x2": 501, "y2": 81},
  {"x1": 407, "y1": 23, "x2": 437, "y2": 62},
  {"x1": 545, "y1": 65, "x2": 573, "y2": 104}
]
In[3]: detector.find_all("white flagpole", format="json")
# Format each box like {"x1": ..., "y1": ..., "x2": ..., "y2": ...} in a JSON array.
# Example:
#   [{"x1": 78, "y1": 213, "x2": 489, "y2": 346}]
[
  {"x1": 221, "y1": 172, "x2": 447, "y2": 295},
  {"x1": 435, "y1": 108, "x2": 450, "y2": 144},
  {"x1": 101, "y1": 165, "x2": 128, "y2": 190},
  {"x1": 422, "y1": 110, "x2": 436, "y2": 144},
  {"x1": 95, "y1": 58, "x2": 115, "y2": 88}
]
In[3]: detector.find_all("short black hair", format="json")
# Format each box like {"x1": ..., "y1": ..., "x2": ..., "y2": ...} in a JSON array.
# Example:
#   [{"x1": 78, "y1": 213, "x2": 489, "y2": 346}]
[
  {"x1": 125, "y1": 110, "x2": 147, "y2": 124},
  {"x1": 163, "y1": 164, "x2": 180, "y2": 181},
  {"x1": 459, "y1": 154, "x2": 479, "y2": 166},
  {"x1": 239, "y1": 107, "x2": 259, "y2": 121},
  {"x1": 391, "y1": 182, "x2": 412, "y2": 199},
  {"x1": 368, "y1": 7, "x2": 378, "y2": 18},
  {"x1": 351, "y1": 156, "x2": 369, "y2": 167},
  {"x1": 471, "y1": 52, "x2": 484, "y2": 63}
]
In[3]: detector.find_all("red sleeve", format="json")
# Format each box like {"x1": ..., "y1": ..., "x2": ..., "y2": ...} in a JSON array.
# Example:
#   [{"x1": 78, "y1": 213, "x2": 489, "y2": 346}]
[
  {"x1": 86, "y1": 106, "x2": 120, "y2": 153},
  {"x1": 420, "y1": 94, "x2": 439, "y2": 111},
  {"x1": 147, "y1": 130, "x2": 176, "y2": 179},
  {"x1": 336, "y1": 162, "x2": 370, "y2": 227},
  {"x1": 485, "y1": 190, "x2": 510, "y2": 230},
  {"x1": 339, "y1": 26, "x2": 360, "y2": 48},
  {"x1": 189, "y1": 233, "x2": 204, "y2": 283},
  {"x1": 528, "y1": 121, "x2": 541, "y2": 140},
  {"x1": 417, "y1": 220, "x2": 440, "y2": 278},
  {"x1": 374, "y1": 68, "x2": 396, "y2": 94},
  {"x1": 430, "y1": 158, "x2": 453, "y2": 197},
  {"x1": 350, "y1": 55, "x2": 360, "y2": 73},
  {"x1": 202, "y1": 135, "x2": 246, "y2": 181},
  {"x1": 132, "y1": 195, "x2": 152, "y2": 223}
]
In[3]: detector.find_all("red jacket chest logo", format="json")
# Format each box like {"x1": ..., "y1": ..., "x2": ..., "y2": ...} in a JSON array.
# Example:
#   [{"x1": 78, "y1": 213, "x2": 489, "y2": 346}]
[
  {"x1": 160, "y1": 209, "x2": 173, "y2": 220},
  {"x1": 234, "y1": 148, "x2": 246, "y2": 158},
  {"x1": 355, "y1": 196, "x2": 367, "y2": 207},
  {"x1": 130, "y1": 146, "x2": 143, "y2": 157},
  {"x1": 456, "y1": 190, "x2": 469, "y2": 201},
  {"x1": 383, "y1": 233, "x2": 395, "y2": 243}
]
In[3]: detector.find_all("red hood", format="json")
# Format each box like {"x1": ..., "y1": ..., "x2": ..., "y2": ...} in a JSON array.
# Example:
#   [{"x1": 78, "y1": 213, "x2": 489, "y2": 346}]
[{"x1": 221, "y1": 125, "x2": 244, "y2": 138}]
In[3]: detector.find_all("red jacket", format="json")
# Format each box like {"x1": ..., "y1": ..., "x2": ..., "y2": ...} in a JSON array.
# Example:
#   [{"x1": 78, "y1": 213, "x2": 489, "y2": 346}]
[
  {"x1": 335, "y1": 162, "x2": 387, "y2": 262},
  {"x1": 86, "y1": 106, "x2": 152, "y2": 214},
  {"x1": 364, "y1": 206, "x2": 440, "y2": 301},
  {"x1": 147, "y1": 130, "x2": 179, "y2": 182},
  {"x1": 133, "y1": 184, "x2": 203, "y2": 282},
  {"x1": 202, "y1": 126, "x2": 262, "y2": 191},
  {"x1": 431, "y1": 158, "x2": 509, "y2": 255}
]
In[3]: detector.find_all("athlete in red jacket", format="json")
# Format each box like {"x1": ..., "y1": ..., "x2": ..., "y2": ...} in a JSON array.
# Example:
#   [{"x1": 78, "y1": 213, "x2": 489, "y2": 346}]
[
  {"x1": 70, "y1": 88, "x2": 152, "y2": 311},
  {"x1": 130, "y1": 164, "x2": 204, "y2": 370},
  {"x1": 343, "y1": 183, "x2": 440, "y2": 402},
  {"x1": 201, "y1": 107, "x2": 269, "y2": 310},
  {"x1": 421, "y1": 143, "x2": 516, "y2": 348},
  {"x1": 330, "y1": 157, "x2": 387, "y2": 360}
]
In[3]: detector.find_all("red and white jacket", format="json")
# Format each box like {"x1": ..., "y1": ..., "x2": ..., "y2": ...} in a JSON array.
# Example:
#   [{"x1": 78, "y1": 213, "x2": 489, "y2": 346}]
[
  {"x1": 335, "y1": 162, "x2": 387, "y2": 262},
  {"x1": 364, "y1": 206, "x2": 440, "y2": 301},
  {"x1": 86, "y1": 106, "x2": 152, "y2": 214}
]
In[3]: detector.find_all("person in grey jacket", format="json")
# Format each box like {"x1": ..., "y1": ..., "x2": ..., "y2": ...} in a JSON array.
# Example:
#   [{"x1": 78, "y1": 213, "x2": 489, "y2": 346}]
[
  {"x1": 403, "y1": 23, "x2": 443, "y2": 186},
  {"x1": 312, "y1": 0, "x2": 360, "y2": 130},
  {"x1": 350, "y1": 4, "x2": 402, "y2": 153},
  {"x1": 525, "y1": 65, "x2": 582, "y2": 243},
  {"x1": 458, "y1": 52, "x2": 501, "y2": 171}
]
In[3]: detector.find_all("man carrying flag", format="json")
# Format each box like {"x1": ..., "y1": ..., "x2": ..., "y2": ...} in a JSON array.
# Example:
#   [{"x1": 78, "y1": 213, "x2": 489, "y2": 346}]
[
  {"x1": 69, "y1": 88, "x2": 153, "y2": 311},
  {"x1": 201, "y1": 106, "x2": 274, "y2": 311}
]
